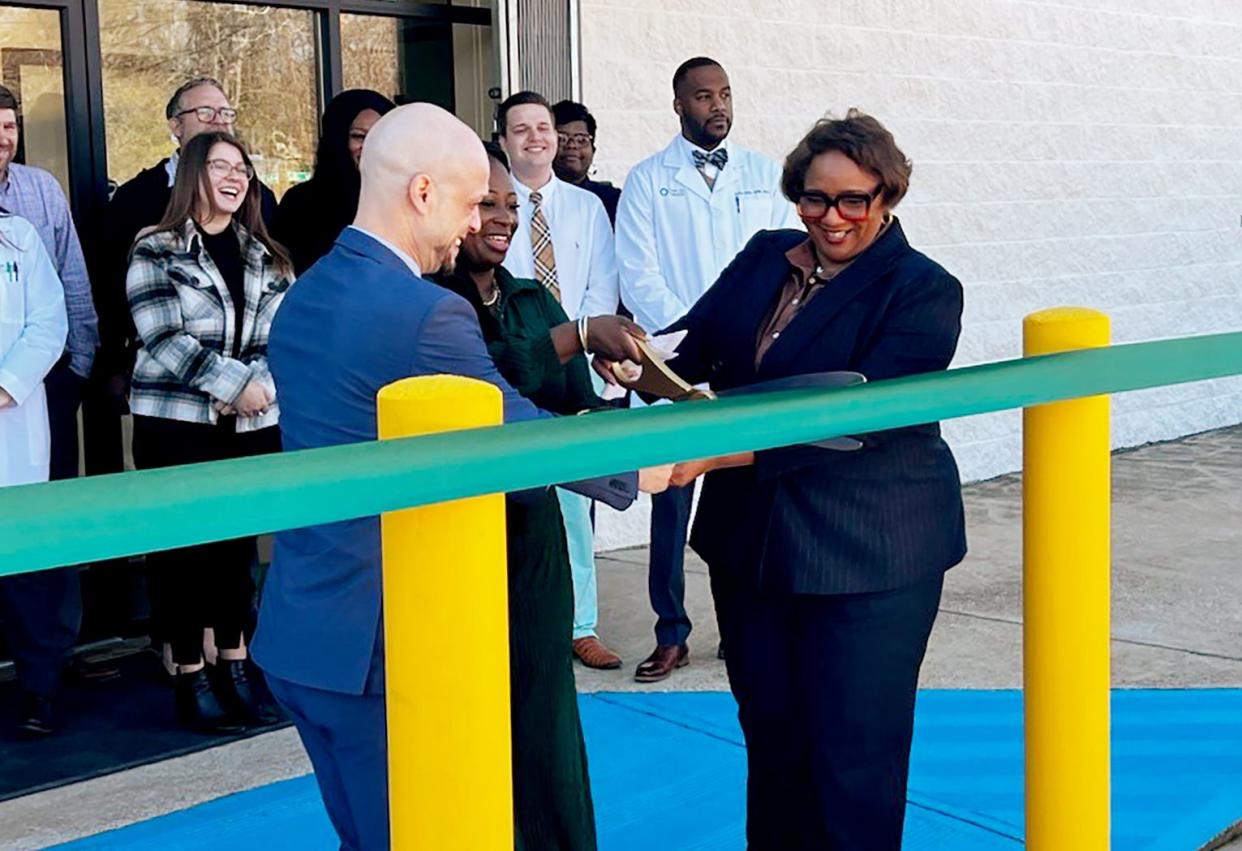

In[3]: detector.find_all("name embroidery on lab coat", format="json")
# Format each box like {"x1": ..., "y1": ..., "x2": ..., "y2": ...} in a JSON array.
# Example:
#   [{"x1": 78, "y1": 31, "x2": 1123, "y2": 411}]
[{"x1": 733, "y1": 188, "x2": 768, "y2": 213}]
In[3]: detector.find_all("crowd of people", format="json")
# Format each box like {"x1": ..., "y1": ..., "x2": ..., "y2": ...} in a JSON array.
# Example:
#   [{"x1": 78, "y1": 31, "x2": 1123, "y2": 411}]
[{"x1": 0, "y1": 54, "x2": 967, "y2": 851}]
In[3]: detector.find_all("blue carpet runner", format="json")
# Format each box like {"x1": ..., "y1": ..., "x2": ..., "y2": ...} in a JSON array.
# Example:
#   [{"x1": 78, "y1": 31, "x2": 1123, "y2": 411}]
[{"x1": 56, "y1": 689, "x2": 1242, "y2": 850}]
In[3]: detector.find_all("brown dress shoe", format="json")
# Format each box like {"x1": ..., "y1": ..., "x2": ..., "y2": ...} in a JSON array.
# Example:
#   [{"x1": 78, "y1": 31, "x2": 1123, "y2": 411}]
[
  {"x1": 573, "y1": 636, "x2": 623, "y2": 670},
  {"x1": 634, "y1": 644, "x2": 689, "y2": 683}
]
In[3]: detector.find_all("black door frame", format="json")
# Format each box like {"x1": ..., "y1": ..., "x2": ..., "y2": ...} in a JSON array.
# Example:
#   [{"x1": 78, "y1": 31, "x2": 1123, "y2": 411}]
[
  {"x1": 1, "y1": 0, "x2": 107, "y2": 229},
  {"x1": 3, "y1": 0, "x2": 493, "y2": 228}
]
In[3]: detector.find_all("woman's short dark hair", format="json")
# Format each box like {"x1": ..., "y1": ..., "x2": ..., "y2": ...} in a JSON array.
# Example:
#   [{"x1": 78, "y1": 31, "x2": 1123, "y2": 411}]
[
  {"x1": 781, "y1": 109, "x2": 912, "y2": 208},
  {"x1": 551, "y1": 100, "x2": 596, "y2": 139},
  {"x1": 483, "y1": 140, "x2": 509, "y2": 172}
]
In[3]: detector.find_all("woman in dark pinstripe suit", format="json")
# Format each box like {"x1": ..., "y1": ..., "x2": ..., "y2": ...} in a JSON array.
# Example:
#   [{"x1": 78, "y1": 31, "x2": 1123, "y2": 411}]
[{"x1": 665, "y1": 110, "x2": 967, "y2": 851}]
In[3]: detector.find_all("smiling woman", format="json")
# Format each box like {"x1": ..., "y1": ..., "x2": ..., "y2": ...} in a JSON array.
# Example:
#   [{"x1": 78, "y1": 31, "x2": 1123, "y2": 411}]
[
  {"x1": 660, "y1": 110, "x2": 967, "y2": 849},
  {"x1": 271, "y1": 89, "x2": 395, "y2": 275},
  {"x1": 124, "y1": 130, "x2": 293, "y2": 735},
  {"x1": 781, "y1": 111, "x2": 912, "y2": 266},
  {"x1": 429, "y1": 141, "x2": 653, "y2": 851}
]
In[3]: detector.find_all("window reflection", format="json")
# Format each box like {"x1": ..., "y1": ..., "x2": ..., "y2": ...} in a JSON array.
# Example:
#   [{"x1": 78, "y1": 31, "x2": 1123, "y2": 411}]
[
  {"x1": 341, "y1": 15, "x2": 402, "y2": 104},
  {"x1": 341, "y1": 13, "x2": 497, "y2": 139},
  {"x1": 0, "y1": 6, "x2": 70, "y2": 193},
  {"x1": 97, "y1": 0, "x2": 318, "y2": 197},
  {"x1": 453, "y1": 23, "x2": 498, "y2": 137}
]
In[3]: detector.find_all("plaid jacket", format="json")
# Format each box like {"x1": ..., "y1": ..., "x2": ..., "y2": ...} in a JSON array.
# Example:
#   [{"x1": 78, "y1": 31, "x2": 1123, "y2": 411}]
[{"x1": 126, "y1": 218, "x2": 292, "y2": 431}]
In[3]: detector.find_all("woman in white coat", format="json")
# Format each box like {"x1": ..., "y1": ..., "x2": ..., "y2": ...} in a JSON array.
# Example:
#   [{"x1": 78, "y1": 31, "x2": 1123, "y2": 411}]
[{"x1": 0, "y1": 208, "x2": 69, "y2": 734}]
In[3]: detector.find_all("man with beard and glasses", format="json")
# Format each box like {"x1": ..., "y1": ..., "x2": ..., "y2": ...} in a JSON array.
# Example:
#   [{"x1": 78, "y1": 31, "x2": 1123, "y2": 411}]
[{"x1": 615, "y1": 56, "x2": 800, "y2": 684}]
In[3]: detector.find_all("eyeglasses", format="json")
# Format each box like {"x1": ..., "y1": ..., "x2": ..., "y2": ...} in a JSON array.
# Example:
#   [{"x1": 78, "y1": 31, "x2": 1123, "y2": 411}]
[
  {"x1": 175, "y1": 106, "x2": 238, "y2": 124},
  {"x1": 206, "y1": 159, "x2": 254, "y2": 180},
  {"x1": 795, "y1": 185, "x2": 883, "y2": 222},
  {"x1": 556, "y1": 132, "x2": 593, "y2": 148}
]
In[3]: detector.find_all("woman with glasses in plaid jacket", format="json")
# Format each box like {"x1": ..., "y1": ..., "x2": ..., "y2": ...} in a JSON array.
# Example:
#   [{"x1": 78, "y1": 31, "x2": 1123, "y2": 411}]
[{"x1": 126, "y1": 131, "x2": 292, "y2": 734}]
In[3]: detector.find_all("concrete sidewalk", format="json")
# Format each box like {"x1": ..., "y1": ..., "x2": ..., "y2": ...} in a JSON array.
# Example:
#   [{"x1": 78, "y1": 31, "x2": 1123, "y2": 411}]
[
  {"x1": 579, "y1": 423, "x2": 1242, "y2": 693},
  {"x1": 1, "y1": 425, "x2": 1239, "y2": 850}
]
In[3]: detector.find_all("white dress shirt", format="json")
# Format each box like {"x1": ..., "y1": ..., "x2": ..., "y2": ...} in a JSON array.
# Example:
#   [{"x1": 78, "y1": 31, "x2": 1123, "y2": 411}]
[
  {"x1": 503, "y1": 174, "x2": 619, "y2": 321},
  {"x1": 686, "y1": 139, "x2": 723, "y2": 185},
  {"x1": 348, "y1": 225, "x2": 423, "y2": 278}
]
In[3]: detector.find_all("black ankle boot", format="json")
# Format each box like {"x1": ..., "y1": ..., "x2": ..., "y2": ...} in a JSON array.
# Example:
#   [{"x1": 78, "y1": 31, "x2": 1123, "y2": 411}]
[
  {"x1": 209, "y1": 659, "x2": 279, "y2": 725},
  {"x1": 175, "y1": 668, "x2": 244, "y2": 734}
]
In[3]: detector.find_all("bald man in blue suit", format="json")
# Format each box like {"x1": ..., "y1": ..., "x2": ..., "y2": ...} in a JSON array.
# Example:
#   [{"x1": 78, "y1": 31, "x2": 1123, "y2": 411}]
[{"x1": 253, "y1": 104, "x2": 647, "y2": 851}]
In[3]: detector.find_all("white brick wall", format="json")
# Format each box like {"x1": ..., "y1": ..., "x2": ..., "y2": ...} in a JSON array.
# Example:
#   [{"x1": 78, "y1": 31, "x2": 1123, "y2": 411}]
[{"x1": 578, "y1": 0, "x2": 1242, "y2": 550}]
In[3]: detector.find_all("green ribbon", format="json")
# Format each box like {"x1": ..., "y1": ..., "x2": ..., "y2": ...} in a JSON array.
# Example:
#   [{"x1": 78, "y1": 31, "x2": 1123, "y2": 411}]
[{"x1": 1, "y1": 331, "x2": 1239, "y2": 575}]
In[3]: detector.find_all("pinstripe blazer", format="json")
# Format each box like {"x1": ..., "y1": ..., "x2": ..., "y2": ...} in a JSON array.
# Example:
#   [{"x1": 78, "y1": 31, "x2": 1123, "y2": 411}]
[{"x1": 666, "y1": 220, "x2": 967, "y2": 594}]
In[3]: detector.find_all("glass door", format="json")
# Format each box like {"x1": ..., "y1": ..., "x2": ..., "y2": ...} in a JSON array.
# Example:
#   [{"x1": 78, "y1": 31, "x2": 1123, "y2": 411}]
[
  {"x1": 0, "y1": 3, "x2": 71, "y2": 193},
  {"x1": 95, "y1": 0, "x2": 321, "y2": 199},
  {"x1": 341, "y1": 9, "x2": 498, "y2": 139}
]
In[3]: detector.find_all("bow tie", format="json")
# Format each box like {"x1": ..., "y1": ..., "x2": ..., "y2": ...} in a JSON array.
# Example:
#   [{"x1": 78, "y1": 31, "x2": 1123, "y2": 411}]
[{"x1": 692, "y1": 148, "x2": 728, "y2": 170}]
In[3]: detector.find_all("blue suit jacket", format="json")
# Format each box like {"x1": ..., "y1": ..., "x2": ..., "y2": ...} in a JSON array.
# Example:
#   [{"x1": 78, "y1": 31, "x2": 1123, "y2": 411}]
[
  {"x1": 667, "y1": 220, "x2": 968, "y2": 595},
  {"x1": 253, "y1": 229, "x2": 631, "y2": 695}
]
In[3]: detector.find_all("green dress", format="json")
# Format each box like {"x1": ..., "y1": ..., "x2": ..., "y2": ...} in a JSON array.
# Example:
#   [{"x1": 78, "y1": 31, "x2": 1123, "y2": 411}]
[{"x1": 434, "y1": 266, "x2": 602, "y2": 851}]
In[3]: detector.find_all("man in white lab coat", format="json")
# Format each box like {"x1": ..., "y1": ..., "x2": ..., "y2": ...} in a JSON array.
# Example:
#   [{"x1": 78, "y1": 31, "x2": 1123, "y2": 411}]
[
  {"x1": 0, "y1": 209, "x2": 69, "y2": 734},
  {"x1": 1, "y1": 83, "x2": 99, "y2": 736},
  {"x1": 499, "y1": 90, "x2": 626, "y2": 670},
  {"x1": 616, "y1": 57, "x2": 800, "y2": 683}
]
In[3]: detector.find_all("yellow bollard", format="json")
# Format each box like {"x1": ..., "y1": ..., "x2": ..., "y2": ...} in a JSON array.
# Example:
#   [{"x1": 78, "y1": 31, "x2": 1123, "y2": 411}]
[
  {"x1": 1023, "y1": 307, "x2": 1111, "y2": 850},
  {"x1": 377, "y1": 375, "x2": 512, "y2": 850}
]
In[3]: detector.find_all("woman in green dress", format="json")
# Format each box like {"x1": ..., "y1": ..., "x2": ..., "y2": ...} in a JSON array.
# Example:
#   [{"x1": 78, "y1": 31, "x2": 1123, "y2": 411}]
[{"x1": 433, "y1": 142, "x2": 651, "y2": 850}]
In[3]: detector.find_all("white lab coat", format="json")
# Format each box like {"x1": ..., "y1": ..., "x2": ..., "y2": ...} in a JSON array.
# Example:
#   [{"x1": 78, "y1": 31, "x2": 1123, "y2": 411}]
[
  {"x1": 0, "y1": 214, "x2": 68, "y2": 487},
  {"x1": 615, "y1": 135, "x2": 801, "y2": 336}
]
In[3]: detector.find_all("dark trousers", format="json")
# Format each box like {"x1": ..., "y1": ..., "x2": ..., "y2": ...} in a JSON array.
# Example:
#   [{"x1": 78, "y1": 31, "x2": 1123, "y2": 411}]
[
  {"x1": 81, "y1": 366, "x2": 150, "y2": 639},
  {"x1": 81, "y1": 368, "x2": 127, "y2": 477},
  {"x1": 131, "y1": 415, "x2": 279, "y2": 666},
  {"x1": 647, "y1": 481, "x2": 697, "y2": 646},
  {"x1": 265, "y1": 674, "x2": 389, "y2": 851},
  {"x1": 0, "y1": 362, "x2": 84, "y2": 696},
  {"x1": 711, "y1": 569, "x2": 945, "y2": 851}
]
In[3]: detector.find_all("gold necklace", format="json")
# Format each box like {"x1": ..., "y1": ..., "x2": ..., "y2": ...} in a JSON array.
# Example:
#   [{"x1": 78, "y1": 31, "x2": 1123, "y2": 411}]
[{"x1": 481, "y1": 282, "x2": 500, "y2": 307}]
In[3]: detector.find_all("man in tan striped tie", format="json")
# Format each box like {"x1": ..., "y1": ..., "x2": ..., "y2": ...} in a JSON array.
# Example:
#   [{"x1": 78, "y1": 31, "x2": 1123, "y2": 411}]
[
  {"x1": 528, "y1": 188, "x2": 561, "y2": 303},
  {"x1": 497, "y1": 90, "x2": 627, "y2": 671}
]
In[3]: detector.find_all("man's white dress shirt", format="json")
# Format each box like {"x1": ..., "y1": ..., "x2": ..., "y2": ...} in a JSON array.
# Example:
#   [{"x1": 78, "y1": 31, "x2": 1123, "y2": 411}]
[{"x1": 503, "y1": 174, "x2": 619, "y2": 321}]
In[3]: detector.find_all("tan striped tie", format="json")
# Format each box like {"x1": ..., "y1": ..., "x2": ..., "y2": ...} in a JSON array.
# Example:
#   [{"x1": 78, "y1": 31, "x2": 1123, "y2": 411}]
[{"x1": 529, "y1": 191, "x2": 561, "y2": 303}]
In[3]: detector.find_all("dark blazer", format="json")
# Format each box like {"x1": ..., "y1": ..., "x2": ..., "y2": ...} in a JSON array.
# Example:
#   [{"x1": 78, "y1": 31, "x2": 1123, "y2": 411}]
[
  {"x1": 578, "y1": 178, "x2": 621, "y2": 227},
  {"x1": 253, "y1": 229, "x2": 634, "y2": 696},
  {"x1": 667, "y1": 220, "x2": 967, "y2": 595},
  {"x1": 270, "y1": 178, "x2": 346, "y2": 276}
]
